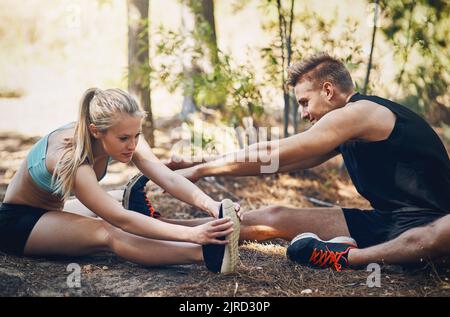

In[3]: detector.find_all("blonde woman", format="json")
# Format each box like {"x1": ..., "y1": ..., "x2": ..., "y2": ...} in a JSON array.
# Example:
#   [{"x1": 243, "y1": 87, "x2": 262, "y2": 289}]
[{"x1": 0, "y1": 88, "x2": 240, "y2": 274}]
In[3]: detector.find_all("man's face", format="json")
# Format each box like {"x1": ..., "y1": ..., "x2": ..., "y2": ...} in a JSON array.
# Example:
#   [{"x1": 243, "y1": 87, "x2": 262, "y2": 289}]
[{"x1": 293, "y1": 80, "x2": 335, "y2": 124}]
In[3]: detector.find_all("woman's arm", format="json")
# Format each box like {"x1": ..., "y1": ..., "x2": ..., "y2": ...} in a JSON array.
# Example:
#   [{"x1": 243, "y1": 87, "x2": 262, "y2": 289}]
[
  {"x1": 132, "y1": 137, "x2": 225, "y2": 218},
  {"x1": 72, "y1": 164, "x2": 233, "y2": 244}
]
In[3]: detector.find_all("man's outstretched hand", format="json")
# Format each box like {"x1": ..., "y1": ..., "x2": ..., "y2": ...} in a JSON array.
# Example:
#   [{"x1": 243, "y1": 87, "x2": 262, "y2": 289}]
[
  {"x1": 176, "y1": 166, "x2": 201, "y2": 183},
  {"x1": 164, "y1": 154, "x2": 199, "y2": 171}
]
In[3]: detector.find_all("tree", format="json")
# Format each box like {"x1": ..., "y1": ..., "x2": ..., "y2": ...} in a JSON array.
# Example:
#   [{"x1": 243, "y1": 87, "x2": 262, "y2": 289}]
[
  {"x1": 127, "y1": 0, "x2": 154, "y2": 146},
  {"x1": 363, "y1": 0, "x2": 380, "y2": 94},
  {"x1": 179, "y1": 0, "x2": 219, "y2": 119},
  {"x1": 260, "y1": 1, "x2": 365, "y2": 136},
  {"x1": 380, "y1": 0, "x2": 450, "y2": 124},
  {"x1": 276, "y1": 0, "x2": 296, "y2": 137}
]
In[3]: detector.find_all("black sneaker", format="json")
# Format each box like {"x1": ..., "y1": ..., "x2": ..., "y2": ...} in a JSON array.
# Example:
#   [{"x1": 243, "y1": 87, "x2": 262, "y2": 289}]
[
  {"x1": 286, "y1": 233, "x2": 357, "y2": 271},
  {"x1": 122, "y1": 173, "x2": 161, "y2": 218},
  {"x1": 202, "y1": 199, "x2": 240, "y2": 274}
]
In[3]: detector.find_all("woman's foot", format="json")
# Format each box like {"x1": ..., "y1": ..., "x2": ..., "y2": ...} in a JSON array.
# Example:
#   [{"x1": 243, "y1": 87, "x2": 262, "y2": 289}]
[{"x1": 202, "y1": 199, "x2": 240, "y2": 274}]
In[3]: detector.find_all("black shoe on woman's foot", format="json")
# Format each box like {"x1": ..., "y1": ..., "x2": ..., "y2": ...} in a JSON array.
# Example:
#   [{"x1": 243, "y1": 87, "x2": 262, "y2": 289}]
[{"x1": 202, "y1": 199, "x2": 240, "y2": 274}]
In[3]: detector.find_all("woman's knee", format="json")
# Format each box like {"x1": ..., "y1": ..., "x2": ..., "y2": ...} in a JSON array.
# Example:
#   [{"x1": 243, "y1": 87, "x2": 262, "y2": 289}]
[{"x1": 94, "y1": 221, "x2": 118, "y2": 252}]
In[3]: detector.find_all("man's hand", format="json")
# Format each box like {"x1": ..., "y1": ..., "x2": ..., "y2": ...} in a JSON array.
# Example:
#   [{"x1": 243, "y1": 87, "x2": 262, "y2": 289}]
[
  {"x1": 176, "y1": 165, "x2": 202, "y2": 183},
  {"x1": 164, "y1": 154, "x2": 198, "y2": 171}
]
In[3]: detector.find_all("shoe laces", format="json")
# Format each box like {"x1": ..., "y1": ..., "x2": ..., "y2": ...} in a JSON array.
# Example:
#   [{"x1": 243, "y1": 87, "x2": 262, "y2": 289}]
[
  {"x1": 143, "y1": 192, "x2": 159, "y2": 218},
  {"x1": 309, "y1": 246, "x2": 353, "y2": 271}
]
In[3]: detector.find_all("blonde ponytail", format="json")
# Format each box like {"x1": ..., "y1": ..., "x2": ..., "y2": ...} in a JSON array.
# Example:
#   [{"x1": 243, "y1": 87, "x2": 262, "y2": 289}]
[{"x1": 52, "y1": 88, "x2": 145, "y2": 200}]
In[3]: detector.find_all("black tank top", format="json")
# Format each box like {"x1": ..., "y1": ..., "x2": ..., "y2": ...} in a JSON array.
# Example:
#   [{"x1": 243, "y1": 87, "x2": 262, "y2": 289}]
[{"x1": 338, "y1": 93, "x2": 450, "y2": 213}]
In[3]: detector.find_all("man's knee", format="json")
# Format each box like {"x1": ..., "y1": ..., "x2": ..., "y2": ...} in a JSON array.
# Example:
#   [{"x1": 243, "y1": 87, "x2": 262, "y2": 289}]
[
  {"x1": 427, "y1": 219, "x2": 450, "y2": 255},
  {"x1": 408, "y1": 218, "x2": 450, "y2": 256},
  {"x1": 262, "y1": 205, "x2": 285, "y2": 222},
  {"x1": 265, "y1": 205, "x2": 283, "y2": 214}
]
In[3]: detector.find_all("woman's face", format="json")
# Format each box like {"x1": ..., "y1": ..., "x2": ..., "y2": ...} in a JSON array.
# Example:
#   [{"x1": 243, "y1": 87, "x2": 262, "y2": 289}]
[{"x1": 95, "y1": 114, "x2": 143, "y2": 163}]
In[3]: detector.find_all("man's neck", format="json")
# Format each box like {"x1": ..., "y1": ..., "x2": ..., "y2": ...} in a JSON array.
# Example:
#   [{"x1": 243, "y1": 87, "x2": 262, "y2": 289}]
[{"x1": 344, "y1": 91, "x2": 357, "y2": 104}]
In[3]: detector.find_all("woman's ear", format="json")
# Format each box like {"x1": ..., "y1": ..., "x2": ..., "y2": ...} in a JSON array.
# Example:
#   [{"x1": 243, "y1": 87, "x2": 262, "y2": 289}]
[{"x1": 88, "y1": 123, "x2": 100, "y2": 139}]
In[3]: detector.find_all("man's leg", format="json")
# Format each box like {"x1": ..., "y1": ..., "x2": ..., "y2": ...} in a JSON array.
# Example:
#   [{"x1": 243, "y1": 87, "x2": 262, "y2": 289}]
[
  {"x1": 348, "y1": 214, "x2": 450, "y2": 266},
  {"x1": 158, "y1": 205, "x2": 351, "y2": 242},
  {"x1": 239, "y1": 205, "x2": 351, "y2": 242}
]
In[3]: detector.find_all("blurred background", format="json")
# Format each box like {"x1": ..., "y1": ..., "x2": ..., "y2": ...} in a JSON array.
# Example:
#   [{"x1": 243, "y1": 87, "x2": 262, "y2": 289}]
[
  {"x1": 1, "y1": 0, "x2": 449, "y2": 140},
  {"x1": 1, "y1": 1, "x2": 450, "y2": 296}
]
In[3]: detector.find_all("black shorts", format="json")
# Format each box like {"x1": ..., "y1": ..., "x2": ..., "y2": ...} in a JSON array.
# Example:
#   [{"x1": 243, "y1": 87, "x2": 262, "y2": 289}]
[
  {"x1": 342, "y1": 207, "x2": 448, "y2": 248},
  {"x1": 0, "y1": 203, "x2": 49, "y2": 256}
]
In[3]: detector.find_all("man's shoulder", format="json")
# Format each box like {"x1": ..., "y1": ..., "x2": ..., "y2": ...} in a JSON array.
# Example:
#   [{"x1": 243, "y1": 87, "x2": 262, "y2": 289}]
[
  {"x1": 315, "y1": 100, "x2": 395, "y2": 142},
  {"x1": 343, "y1": 99, "x2": 396, "y2": 141}
]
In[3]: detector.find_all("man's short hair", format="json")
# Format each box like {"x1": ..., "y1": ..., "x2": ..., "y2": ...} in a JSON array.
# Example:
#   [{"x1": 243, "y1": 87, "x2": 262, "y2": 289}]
[{"x1": 287, "y1": 52, "x2": 354, "y2": 93}]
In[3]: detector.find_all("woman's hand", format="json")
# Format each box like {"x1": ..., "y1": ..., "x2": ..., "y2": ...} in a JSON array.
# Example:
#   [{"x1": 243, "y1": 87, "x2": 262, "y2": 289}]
[
  {"x1": 189, "y1": 217, "x2": 234, "y2": 245},
  {"x1": 207, "y1": 200, "x2": 243, "y2": 221}
]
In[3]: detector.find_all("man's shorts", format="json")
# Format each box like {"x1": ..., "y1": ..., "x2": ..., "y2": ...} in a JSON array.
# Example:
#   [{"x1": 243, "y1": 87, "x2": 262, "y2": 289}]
[
  {"x1": 0, "y1": 203, "x2": 49, "y2": 256},
  {"x1": 342, "y1": 207, "x2": 448, "y2": 248}
]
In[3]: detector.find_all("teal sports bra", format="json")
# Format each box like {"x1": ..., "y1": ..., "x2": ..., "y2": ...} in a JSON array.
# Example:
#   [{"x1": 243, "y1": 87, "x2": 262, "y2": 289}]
[{"x1": 27, "y1": 122, "x2": 112, "y2": 194}]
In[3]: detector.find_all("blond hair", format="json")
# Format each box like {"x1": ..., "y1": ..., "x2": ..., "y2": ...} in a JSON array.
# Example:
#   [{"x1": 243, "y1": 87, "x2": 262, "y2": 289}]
[{"x1": 52, "y1": 88, "x2": 145, "y2": 200}]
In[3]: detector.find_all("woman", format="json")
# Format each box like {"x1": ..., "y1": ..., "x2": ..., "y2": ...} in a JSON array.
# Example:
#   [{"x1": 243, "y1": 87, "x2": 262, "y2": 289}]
[{"x1": 0, "y1": 88, "x2": 240, "y2": 274}]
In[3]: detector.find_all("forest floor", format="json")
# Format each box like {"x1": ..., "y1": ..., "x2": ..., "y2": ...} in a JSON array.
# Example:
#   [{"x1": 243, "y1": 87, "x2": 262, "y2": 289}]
[{"x1": 1, "y1": 120, "x2": 450, "y2": 297}]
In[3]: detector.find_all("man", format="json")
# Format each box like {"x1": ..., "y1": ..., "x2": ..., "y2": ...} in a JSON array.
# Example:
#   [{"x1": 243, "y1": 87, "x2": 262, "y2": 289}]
[
  {"x1": 170, "y1": 53, "x2": 450, "y2": 270},
  {"x1": 171, "y1": 52, "x2": 450, "y2": 271}
]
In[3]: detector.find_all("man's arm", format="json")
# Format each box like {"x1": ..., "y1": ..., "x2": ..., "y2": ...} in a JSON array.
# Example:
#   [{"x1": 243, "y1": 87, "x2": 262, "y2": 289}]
[
  {"x1": 278, "y1": 150, "x2": 339, "y2": 172},
  {"x1": 180, "y1": 104, "x2": 369, "y2": 180}
]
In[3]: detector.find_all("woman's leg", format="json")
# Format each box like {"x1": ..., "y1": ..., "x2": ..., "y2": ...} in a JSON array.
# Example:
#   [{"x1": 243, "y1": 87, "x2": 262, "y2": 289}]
[
  {"x1": 24, "y1": 211, "x2": 203, "y2": 266},
  {"x1": 64, "y1": 190, "x2": 124, "y2": 218}
]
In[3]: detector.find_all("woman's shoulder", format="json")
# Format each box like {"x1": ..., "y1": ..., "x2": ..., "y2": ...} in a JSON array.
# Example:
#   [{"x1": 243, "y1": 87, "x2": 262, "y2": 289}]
[{"x1": 45, "y1": 125, "x2": 76, "y2": 173}]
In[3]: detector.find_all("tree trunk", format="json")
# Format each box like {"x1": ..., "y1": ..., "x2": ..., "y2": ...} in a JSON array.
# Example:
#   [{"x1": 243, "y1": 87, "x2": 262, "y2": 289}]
[
  {"x1": 200, "y1": 0, "x2": 219, "y2": 66},
  {"x1": 363, "y1": 0, "x2": 379, "y2": 95},
  {"x1": 127, "y1": 0, "x2": 154, "y2": 146},
  {"x1": 287, "y1": 0, "x2": 297, "y2": 134},
  {"x1": 180, "y1": 0, "x2": 219, "y2": 119}
]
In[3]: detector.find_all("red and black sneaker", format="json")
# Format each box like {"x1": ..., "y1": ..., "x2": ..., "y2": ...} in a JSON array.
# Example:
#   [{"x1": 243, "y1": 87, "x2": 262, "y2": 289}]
[
  {"x1": 122, "y1": 173, "x2": 161, "y2": 218},
  {"x1": 286, "y1": 233, "x2": 357, "y2": 271}
]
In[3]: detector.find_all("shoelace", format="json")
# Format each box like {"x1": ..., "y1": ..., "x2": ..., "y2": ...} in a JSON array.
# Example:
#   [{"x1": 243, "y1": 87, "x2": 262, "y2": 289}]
[
  {"x1": 143, "y1": 192, "x2": 160, "y2": 218},
  {"x1": 309, "y1": 246, "x2": 353, "y2": 271}
]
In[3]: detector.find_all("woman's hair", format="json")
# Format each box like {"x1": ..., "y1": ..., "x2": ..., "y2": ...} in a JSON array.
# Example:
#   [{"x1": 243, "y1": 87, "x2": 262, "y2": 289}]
[{"x1": 52, "y1": 88, "x2": 146, "y2": 200}]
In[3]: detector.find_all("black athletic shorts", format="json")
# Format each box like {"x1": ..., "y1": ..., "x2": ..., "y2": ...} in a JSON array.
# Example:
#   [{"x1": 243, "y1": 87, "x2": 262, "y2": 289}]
[
  {"x1": 342, "y1": 207, "x2": 448, "y2": 248},
  {"x1": 0, "y1": 203, "x2": 49, "y2": 256}
]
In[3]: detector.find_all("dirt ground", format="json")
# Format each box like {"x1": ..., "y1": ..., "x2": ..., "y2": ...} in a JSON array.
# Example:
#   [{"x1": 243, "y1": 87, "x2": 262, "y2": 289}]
[{"x1": 1, "y1": 130, "x2": 450, "y2": 297}]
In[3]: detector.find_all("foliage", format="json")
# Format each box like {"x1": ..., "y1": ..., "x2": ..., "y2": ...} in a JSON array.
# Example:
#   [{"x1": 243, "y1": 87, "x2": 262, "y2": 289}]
[
  {"x1": 260, "y1": 7, "x2": 366, "y2": 90},
  {"x1": 380, "y1": 0, "x2": 450, "y2": 122},
  {"x1": 152, "y1": 24, "x2": 265, "y2": 127}
]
